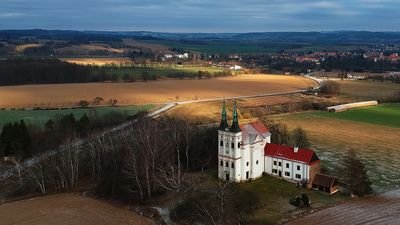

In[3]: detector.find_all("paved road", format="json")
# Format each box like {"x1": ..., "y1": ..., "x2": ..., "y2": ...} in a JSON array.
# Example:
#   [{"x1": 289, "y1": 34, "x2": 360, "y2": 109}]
[{"x1": 0, "y1": 75, "x2": 320, "y2": 183}]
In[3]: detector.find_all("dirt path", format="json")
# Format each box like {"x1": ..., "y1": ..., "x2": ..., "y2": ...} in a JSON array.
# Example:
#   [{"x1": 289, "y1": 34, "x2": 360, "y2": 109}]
[
  {"x1": 0, "y1": 193, "x2": 154, "y2": 225},
  {"x1": 285, "y1": 190, "x2": 400, "y2": 225}
]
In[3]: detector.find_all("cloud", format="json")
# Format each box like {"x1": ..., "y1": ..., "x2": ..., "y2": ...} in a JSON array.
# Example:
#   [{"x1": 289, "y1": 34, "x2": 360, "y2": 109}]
[{"x1": 0, "y1": 0, "x2": 399, "y2": 31}]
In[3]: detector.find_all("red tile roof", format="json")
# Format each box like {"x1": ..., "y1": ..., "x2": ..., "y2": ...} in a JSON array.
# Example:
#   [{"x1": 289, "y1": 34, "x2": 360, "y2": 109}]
[
  {"x1": 264, "y1": 143, "x2": 320, "y2": 165},
  {"x1": 240, "y1": 120, "x2": 269, "y2": 133}
]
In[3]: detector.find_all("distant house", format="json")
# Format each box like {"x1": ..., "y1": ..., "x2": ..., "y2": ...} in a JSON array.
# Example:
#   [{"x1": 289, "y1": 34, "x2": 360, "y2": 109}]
[
  {"x1": 312, "y1": 173, "x2": 339, "y2": 194},
  {"x1": 229, "y1": 65, "x2": 242, "y2": 70}
]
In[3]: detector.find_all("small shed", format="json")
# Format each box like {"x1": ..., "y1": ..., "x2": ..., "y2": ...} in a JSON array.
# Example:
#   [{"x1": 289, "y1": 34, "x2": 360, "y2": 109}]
[{"x1": 312, "y1": 173, "x2": 339, "y2": 194}]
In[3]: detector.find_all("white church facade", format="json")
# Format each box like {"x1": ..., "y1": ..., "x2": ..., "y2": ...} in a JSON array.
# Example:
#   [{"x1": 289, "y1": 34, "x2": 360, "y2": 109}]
[{"x1": 218, "y1": 101, "x2": 320, "y2": 184}]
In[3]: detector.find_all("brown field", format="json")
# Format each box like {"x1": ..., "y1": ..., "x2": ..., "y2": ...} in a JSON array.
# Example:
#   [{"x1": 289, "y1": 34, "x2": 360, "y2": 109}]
[
  {"x1": 123, "y1": 39, "x2": 172, "y2": 52},
  {"x1": 0, "y1": 194, "x2": 153, "y2": 225},
  {"x1": 285, "y1": 190, "x2": 400, "y2": 225},
  {"x1": 167, "y1": 95, "x2": 309, "y2": 123},
  {"x1": 61, "y1": 57, "x2": 133, "y2": 66},
  {"x1": 0, "y1": 75, "x2": 316, "y2": 108},
  {"x1": 338, "y1": 80, "x2": 400, "y2": 100},
  {"x1": 270, "y1": 112, "x2": 400, "y2": 192}
]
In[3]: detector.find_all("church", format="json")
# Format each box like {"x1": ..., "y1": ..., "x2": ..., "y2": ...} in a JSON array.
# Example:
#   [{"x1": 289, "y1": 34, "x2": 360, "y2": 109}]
[{"x1": 218, "y1": 101, "x2": 320, "y2": 184}]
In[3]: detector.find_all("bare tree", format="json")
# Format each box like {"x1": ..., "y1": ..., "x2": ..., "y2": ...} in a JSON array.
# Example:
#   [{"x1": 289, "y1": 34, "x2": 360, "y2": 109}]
[
  {"x1": 26, "y1": 155, "x2": 48, "y2": 194},
  {"x1": 53, "y1": 137, "x2": 80, "y2": 190}
]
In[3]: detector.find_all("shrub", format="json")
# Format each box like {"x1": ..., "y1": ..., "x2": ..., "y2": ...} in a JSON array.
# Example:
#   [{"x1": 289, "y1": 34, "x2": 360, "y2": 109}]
[
  {"x1": 320, "y1": 80, "x2": 341, "y2": 96},
  {"x1": 78, "y1": 100, "x2": 89, "y2": 107}
]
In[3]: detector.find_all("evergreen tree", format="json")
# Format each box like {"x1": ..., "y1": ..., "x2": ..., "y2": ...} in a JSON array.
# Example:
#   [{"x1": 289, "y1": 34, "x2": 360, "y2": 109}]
[
  {"x1": 0, "y1": 121, "x2": 31, "y2": 157},
  {"x1": 339, "y1": 150, "x2": 372, "y2": 196}
]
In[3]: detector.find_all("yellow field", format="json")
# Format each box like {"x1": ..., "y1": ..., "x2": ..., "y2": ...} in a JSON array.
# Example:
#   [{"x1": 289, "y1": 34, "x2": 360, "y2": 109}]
[
  {"x1": 0, "y1": 75, "x2": 316, "y2": 108},
  {"x1": 61, "y1": 57, "x2": 132, "y2": 66},
  {"x1": 15, "y1": 44, "x2": 44, "y2": 53},
  {"x1": 0, "y1": 194, "x2": 153, "y2": 225},
  {"x1": 55, "y1": 44, "x2": 124, "y2": 55}
]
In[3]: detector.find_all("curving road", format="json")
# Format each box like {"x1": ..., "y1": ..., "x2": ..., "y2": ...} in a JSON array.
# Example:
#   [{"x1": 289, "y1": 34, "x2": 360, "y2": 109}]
[{"x1": 0, "y1": 75, "x2": 320, "y2": 183}]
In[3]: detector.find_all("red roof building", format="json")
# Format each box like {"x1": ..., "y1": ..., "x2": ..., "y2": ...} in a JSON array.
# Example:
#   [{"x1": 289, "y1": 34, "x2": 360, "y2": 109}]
[
  {"x1": 264, "y1": 143, "x2": 320, "y2": 165},
  {"x1": 264, "y1": 143, "x2": 321, "y2": 184}
]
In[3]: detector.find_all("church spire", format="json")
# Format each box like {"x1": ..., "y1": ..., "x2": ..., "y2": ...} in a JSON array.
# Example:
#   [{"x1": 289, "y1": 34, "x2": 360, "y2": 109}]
[
  {"x1": 230, "y1": 100, "x2": 241, "y2": 132},
  {"x1": 219, "y1": 99, "x2": 229, "y2": 131}
]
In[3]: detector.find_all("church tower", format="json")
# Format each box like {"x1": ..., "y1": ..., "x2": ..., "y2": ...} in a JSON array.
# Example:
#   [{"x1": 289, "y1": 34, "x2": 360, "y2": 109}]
[{"x1": 218, "y1": 100, "x2": 243, "y2": 182}]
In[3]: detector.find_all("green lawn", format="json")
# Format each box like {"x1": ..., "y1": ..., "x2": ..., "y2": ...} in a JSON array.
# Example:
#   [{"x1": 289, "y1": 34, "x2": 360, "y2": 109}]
[
  {"x1": 240, "y1": 175, "x2": 348, "y2": 225},
  {"x1": 0, "y1": 105, "x2": 153, "y2": 128},
  {"x1": 312, "y1": 103, "x2": 400, "y2": 128}
]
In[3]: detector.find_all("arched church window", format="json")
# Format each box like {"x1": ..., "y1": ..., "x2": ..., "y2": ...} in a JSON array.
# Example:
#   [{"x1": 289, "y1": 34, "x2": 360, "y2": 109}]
[
  {"x1": 238, "y1": 142, "x2": 241, "y2": 148},
  {"x1": 231, "y1": 142, "x2": 234, "y2": 149},
  {"x1": 231, "y1": 163, "x2": 234, "y2": 168},
  {"x1": 246, "y1": 161, "x2": 249, "y2": 166},
  {"x1": 256, "y1": 160, "x2": 259, "y2": 165},
  {"x1": 220, "y1": 160, "x2": 223, "y2": 166},
  {"x1": 225, "y1": 162, "x2": 229, "y2": 167}
]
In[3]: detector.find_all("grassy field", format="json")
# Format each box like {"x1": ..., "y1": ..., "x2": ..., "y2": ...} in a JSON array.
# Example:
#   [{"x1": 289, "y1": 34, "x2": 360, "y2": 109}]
[
  {"x1": 338, "y1": 80, "x2": 400, "y2": 100},
  {"x1": 240, "y1": 175, "x2": 348, "y2": 225},
  {"x1": 0, "y1": 105, "x2": 153, "y2": 128},
  {"x1": 0, "y1": 194, "x2": 153, "y2": 225},
  {"x1": 313, "y1": 104, "x2": 400, "y2": 128},
  {"x1": 270, "y1": 106, "x2": 400, "y2": 193},
  {"x1": 0, "y1": 74, "x2": 316, "y2": 108}
]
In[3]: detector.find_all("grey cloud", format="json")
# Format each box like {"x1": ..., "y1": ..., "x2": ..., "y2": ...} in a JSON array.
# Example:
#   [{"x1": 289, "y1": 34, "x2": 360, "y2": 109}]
[{"x1": 0, "y1": 0, "x2": 399, "y2": 31}]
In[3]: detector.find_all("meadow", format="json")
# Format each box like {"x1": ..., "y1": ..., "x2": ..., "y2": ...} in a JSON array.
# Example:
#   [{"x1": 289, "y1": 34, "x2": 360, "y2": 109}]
[
  {"x1": 0, "y1": 75, "x2": 316, "y2": 108},
  {"x1": 338, "y1": 80, "x2": 400, "y2": 100},
  {"x1": 313, "y1": 104, "x2": 400, "y2": 128},
  {"x1": 0, "y1": 105, "x2": 153, "y2": 128},
  {"x1": 270, "y1": 105, "x2": 400, "y2": 193}
]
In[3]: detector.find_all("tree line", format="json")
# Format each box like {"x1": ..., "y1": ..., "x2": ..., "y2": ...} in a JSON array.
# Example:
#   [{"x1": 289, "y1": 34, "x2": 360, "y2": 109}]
[{"x1": 0, "y1": 59, "x2": 232, "y2": 86}]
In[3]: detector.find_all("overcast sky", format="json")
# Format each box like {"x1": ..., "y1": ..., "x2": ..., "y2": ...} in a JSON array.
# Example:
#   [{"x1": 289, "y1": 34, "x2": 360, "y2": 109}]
[{"x1": 0, "y1": 0, "x2": 399, "y2": 32}]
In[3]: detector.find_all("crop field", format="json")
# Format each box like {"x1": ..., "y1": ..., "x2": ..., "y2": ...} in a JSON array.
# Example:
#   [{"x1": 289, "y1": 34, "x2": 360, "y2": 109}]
[
  {"x1": 313, "y1": 104, "x2": 400, "y2": 128},
  {"x1": 0, "y1": 75, "x2": 316, "y2": 108},
  {"x1": 55, "y1": 44, "x2": 124, "y2": 55},
  {"x1": 15, "y1": 44, "x2": 44, "y2": 53},
  {"x1": 270, "y1": 106, "x2": 400, "y2": 193},
  {"x1": 61, "y1": 57, "x2": 133, "y2": 66},
  {"x1": 0, "y1": 194, "x2": 153, "y2": 225},
  {"x1": 338, "y1": 80, "x2": 400, "y2": 100},
  {"x1": 285, "y1": 189, "x2": 400, "y2": 225},
  {"x1": 167, "y1": 94, "x2": 309, "y2": 123},
  {"x1": 0, "y1": 105, "x2": 153, "y2": 128}
]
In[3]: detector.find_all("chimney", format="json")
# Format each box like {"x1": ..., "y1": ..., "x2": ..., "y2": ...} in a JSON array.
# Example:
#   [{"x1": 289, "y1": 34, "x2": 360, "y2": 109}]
[{"x1": 294, "y1": 146, "x2": 299, "y2": 153}]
